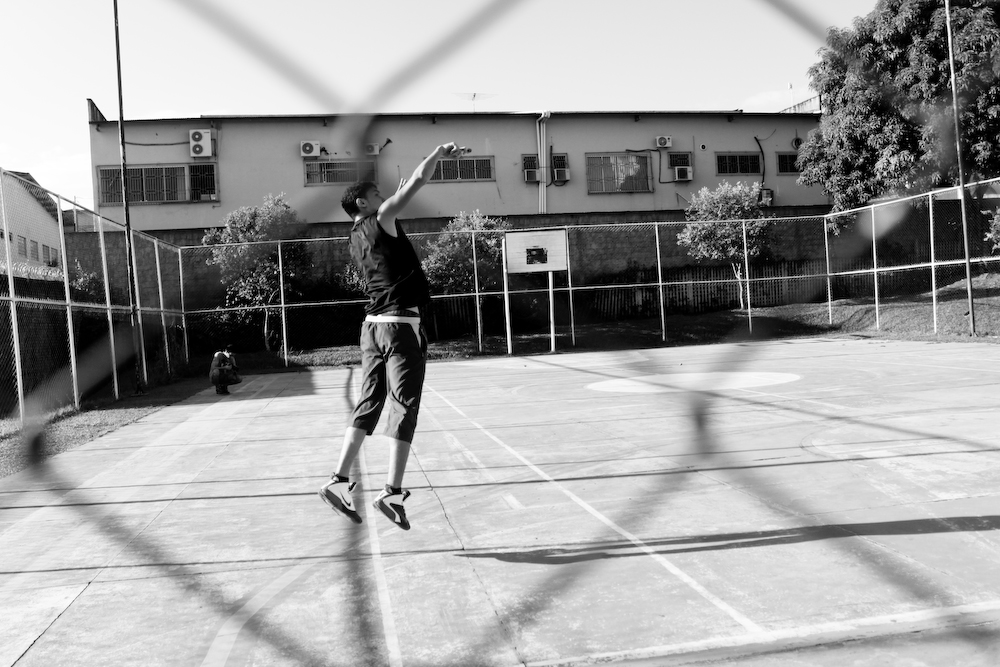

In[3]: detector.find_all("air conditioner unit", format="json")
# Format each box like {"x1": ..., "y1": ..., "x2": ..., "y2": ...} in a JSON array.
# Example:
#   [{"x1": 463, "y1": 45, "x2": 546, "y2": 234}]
[
  {"x1": 655, "y1": 135, "x2": 672, "y2": 148},
  {"x1": 523, "y1": 168, "x2": 540, "y2": 183},
  {"x1": 760, "y1": 188, "x2": 774, "y2": 206},
  {"x1": 365, "y1": 143, "x2": 381, "y2": 156},
  {"x1": 553, "y1": 167, "x2": 571, "y2": 182},
  {"x1": 200, "y1": 193, "x2": 218, "y2": 202},
  {"x1": 300, "y1": 141, "x2": 321, "y2": 157},
  {"x1": 674, "y1": 166, "x2": 693, "y2": 181},
  {"x1": 189, "y1": 129, "x2": 213, "y2": 157}
]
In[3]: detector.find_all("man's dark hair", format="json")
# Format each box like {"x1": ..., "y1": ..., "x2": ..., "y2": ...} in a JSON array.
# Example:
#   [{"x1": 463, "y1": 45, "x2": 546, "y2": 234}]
[{"x1": 341, "y1": 181, "x2": 376, "y2": 217}]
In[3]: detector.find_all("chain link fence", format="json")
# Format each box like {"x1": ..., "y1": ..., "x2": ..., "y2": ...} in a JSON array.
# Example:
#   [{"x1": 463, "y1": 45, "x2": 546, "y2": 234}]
[
  {"x1": 5, "y1": 164, "x2": 1000, "y2": 425},
  {"x1": 176, "y1": 176, "x2": 1000, "y2": 364},
  {"x1": 0, "y1": 168, "x2": 187, "y2": 428}
]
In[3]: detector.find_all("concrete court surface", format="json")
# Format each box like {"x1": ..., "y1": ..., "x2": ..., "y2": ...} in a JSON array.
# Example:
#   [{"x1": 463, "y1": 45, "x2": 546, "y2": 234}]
[{"x1": 2, "y1": 336, "x2": 1000, "y2": 666}]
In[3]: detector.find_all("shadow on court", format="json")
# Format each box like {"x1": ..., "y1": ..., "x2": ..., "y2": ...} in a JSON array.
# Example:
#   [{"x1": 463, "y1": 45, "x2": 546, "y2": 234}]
[{"x1": 460, "y1": 516, "x2": 1000, "y2": 565}]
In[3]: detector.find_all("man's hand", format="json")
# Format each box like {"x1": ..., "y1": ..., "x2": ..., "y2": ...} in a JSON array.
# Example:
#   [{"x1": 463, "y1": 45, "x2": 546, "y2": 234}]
[
  {"x1": 378, "y1": 141, "x2": 467, "y2": 233},
  {"x1": 439, "y1": 142, "x2": 470, "y2": 159}
]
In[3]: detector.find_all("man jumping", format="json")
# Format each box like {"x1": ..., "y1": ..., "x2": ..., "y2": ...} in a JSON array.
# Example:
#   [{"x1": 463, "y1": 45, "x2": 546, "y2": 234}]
[{"x1": 319, "y1": 141, "x2": 465, "y2": 530}]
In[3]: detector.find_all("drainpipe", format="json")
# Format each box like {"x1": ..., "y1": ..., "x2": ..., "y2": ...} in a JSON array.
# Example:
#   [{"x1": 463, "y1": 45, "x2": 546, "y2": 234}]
[{"x1": 536, "y1": 111, "x2": 550, "y2": 214}]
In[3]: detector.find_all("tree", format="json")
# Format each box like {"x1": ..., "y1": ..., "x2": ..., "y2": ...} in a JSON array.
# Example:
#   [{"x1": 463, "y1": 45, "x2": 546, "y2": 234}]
[
  {"x1": 70, "y1": 259, "x2": 104, "y2": 304},
  {"x1": 799, "y1": 0, "x2": 1000, "y2": 212},
  {"x1": 203, "y1": 194, "x2": 311, "y2": 351},
  {"x1": 987, "y1": 209, "x2": 1000, "y2": 253},
  {"x1": 422, "y1": 210, "x2": 511, "y2": 294},
  {"x1": 676, "y1": 181, "x2": 773, "y2": 309}
]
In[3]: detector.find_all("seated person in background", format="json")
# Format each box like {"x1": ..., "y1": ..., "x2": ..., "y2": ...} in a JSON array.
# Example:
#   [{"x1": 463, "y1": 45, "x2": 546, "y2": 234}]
[{"x1": 209, "y1": 344, "x2": 240, "y2": 395}]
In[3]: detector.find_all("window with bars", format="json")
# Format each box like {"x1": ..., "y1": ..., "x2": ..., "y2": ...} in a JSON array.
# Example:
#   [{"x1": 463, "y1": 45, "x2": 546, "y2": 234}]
[
  {"x1": 304, "y1": 160, "x2": 377, "y2": 185},
  {"x1": 522, "y1": 154, "x2": 569, "y2": 173},
  {"x1": 98, "y1": 164, "x2": 217, "y2": 205},
  {"x1": 777, "y1": 152, "x2": 801, "y2": 174},
  {"x1": 667, "y1": 152, "x2": 691, "y2": 167},
  {"x1": 520, "y1": 154, "x2": 570, "y2": 169},
  {"x1": 29, "y1": 241, "x2": 39, "y2": 261},
  {"x1": 716, "y1": 153, "x2": 761, "y2": 175},
  {"x1": 17, "y1": 236, "x2": 27, "y2": 257},
  {"x1": 585, "y1": 152, "x2": 652, "y2": 193},
  {"x1": 430, "y1": 156, "x2": 494, "y2": 182},
  {"x1": 190, "y1": 164, "x2": 218, "y2": 198}
]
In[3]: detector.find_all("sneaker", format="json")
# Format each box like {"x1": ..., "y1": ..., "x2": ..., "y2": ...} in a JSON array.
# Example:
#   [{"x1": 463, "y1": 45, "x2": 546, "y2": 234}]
[
  {"x1": 319, "y1": 477, "x2": 362, "y2": 524},
  {"x1": 373, "y1": 486, "x2": 411, "y2": 530}
]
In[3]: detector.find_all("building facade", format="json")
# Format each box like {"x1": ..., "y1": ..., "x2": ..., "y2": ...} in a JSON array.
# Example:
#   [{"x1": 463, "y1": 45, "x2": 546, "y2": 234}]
[
  {"x1": 1, "y1": 171, "x2": 65, "y2": 269},
  {"x1": 87, "y1": 101, "x2": 827, "y2": 241}
]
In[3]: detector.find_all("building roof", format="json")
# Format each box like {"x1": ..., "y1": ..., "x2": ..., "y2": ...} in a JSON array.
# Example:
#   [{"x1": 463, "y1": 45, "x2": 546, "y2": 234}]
[
  {"x1": 8, "y1": 172, "x2": 59, "y2": 221},
  {"x1": 87, "y1": 99, "x2": 820, "y2": 126}
]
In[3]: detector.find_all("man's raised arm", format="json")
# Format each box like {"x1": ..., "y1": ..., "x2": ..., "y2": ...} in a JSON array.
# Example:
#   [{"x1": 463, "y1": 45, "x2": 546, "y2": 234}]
[{"x1": 377, "y1": 142, "x2": 465, "y2": 231}]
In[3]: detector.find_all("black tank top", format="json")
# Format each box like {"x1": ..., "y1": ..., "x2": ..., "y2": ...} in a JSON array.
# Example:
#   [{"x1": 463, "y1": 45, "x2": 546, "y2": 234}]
[{"x1": 349, "y1": 214, "x2": 430, "y2": 315}]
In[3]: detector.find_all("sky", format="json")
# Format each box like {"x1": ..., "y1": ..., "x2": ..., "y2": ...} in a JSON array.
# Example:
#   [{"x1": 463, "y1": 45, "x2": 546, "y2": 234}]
[{"x1": 2, "y1": 0, "x2": 879, "y2": 211}]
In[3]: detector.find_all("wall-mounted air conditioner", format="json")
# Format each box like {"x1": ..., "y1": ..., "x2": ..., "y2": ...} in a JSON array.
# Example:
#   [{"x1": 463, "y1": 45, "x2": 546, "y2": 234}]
[
  {"x1": 189, "y1": 129, "x2": 213, "y2": 157},
  {"x1": 365, "y1": 143, "x2": 380, "y2": 156},
  {"x1": 300, "y1": 141, "x2": 321, "y2": 157},
  {"x1": 553, "y1": 167, "x2": 570, "y2": 182},
  {"x1": 523, "y1": 169, "x2": 540, "y2": 183},
  {"x1": 655, "y1": 135, "x2": 672, "y2": 148},
  {"x1": 674, "y1": 166, "x2": 693, "y2": 181},
  {"x1": 200, "y1": 193, "x2": 218, "y2": 202}
]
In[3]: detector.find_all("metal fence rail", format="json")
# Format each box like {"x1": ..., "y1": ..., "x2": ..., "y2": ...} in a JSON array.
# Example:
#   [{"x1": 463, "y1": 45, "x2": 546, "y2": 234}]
[
  {"x1": 180, "y1": 177, "x2": 1000, "y2": 361},
  {"x1": 0, "y1": 168, "x2": 186, "y2": 425},
  {"x1": 4, "y1": 165, "x2": 1000, "y2": 424}
]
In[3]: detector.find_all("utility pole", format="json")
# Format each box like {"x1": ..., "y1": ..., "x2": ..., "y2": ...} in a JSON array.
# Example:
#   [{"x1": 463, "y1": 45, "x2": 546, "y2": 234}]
[
  {"x1": 113, "y1": 0, "x2": 146, "y2": 392},
  {"x1": 944, "y1": 0, "x2": 976, "y2": 335}
]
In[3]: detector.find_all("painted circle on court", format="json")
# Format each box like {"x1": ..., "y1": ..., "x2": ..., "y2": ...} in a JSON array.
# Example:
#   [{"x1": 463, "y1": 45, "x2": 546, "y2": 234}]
[{"x1": 586, "y1": 371, "x2": 800, "y2": 393}]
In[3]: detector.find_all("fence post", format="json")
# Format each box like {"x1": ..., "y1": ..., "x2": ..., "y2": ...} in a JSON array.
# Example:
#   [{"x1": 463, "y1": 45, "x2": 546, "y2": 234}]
[
  {"x1": 153, "y1": 238, "x2": 172, "y2": 378},
  {"x1": 96, "y1": 217, "x2": 120, "y2": 400},
  {"x1": 946, "y1": 0, "x2": 976, "y2": 335},
  {"x1": 56, "y1": 197, "x2": 81, "y2": 409},
  {"x1": 547, "y1": 271, "x2": 556, "y2": 352},
  {"x1": 501, "y1": 236, "x2": 513, "y2": 355},
  {"x1": 177, "y1": 247, "x2": 190, "y2": 364},
  {"x1": 565, "y1": 226, "x2": 576, "y2": 347},
  {"x1": 470, "y1": 230, "x2": 483, "y2": 353},
  {"x1": 871, "y1": 205, "x2": 880, "y2": 330},
  {"x1": 742, "y1": 219, "x2": 753, "y2": 333},
  {"x1": 654, "y1": 223, "x2": 666, "y2": 342},
  {"x1": 929, "y1": 193, "x2": 938, "y2": 334},
  {"x1": 129, "y1": 228, "x2": 149, "y2": 387},
  {"x1": 0, "y1": 169, "x2": 26, "y2": 424},
  {"x1": 278, "y1": 241, "x2": 289, "y2": 367},
  {"x1": 823, "y1": 216, "x2": 833, "y2": 325}
]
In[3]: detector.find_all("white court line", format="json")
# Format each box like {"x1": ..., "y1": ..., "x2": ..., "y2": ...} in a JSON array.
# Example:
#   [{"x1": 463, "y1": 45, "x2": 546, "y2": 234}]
[
  {"x1": 422, "y1": 410, "x2": 499, "y2": 484},
  {"x1": 426, "y1": 385, "x2": 764, "y2": 635},
  {"x1": 862, "y1": 358, "x2": 1000, "y2": 374},
  {"x1": 736, "y1": 387, "x2": 850, "y2": 411},
  {"x1": 199, "y1": 562, "x2": 314, "y2": 667},
  {"x1": 358, "y1": 443, "x2": 403, "y2": 667},
  {"x1": 503, "y1": 493, "x2": 525, "y2": 510},
  {"x1": 198, "y1": 372, "x2": 401, "y2": 667},
  {"x1": 522, "y1": 598, "x2": 1000, "y2": 667},
  {"x1": 349, "y1": 371, "x2": 403, "y2": 667}
]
